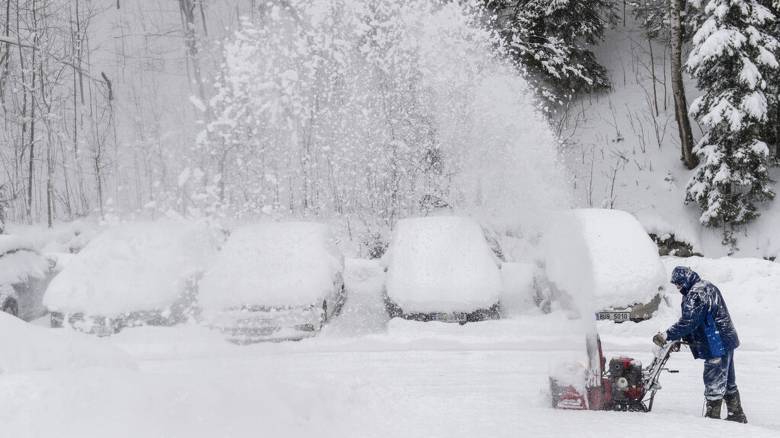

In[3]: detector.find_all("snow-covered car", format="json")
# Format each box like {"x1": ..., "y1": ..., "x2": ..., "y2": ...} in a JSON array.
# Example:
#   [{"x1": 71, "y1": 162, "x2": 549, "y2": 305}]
[
  {"x1": 543, "y1": 208, "x2": 667, "y2": 322},
  {"x1": 44, "y1": 220, "x2": 219, "y2": 336},
  {"x1": 382, "y1": 216, "x2": 503, "y2": 323},
  {"x1": 198, "y1": 222, "x2": 346, "y2": 343},
  {"x1": 0, "y1": 236, "x2": 56, "y2": 320}
]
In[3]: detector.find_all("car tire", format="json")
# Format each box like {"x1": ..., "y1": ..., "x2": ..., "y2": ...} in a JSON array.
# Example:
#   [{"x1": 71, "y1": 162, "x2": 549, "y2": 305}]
[
  {"x1": 1, "y1": 297, "x2": 18, "y2": 317},
  {"x1": 383, "y1": 295, "x2": 402, "y2": 319}
]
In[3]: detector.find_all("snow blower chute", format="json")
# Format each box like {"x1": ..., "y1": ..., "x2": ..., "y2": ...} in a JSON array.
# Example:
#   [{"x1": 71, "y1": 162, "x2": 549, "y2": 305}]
[{"x1": 550, "y1": 333, "x2": 681, "y2": 412}]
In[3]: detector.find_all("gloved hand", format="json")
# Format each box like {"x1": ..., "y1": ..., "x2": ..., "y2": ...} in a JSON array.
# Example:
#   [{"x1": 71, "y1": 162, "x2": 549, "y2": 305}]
[{"x1": 653, "y1": 332, "x2": 667, "y2": 347}]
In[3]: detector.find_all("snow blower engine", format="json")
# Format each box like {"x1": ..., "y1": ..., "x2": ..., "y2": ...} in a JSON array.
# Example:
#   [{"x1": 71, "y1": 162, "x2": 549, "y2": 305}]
[{"x1": 550, "y1": 333, "x2": 682, "y2": 412}]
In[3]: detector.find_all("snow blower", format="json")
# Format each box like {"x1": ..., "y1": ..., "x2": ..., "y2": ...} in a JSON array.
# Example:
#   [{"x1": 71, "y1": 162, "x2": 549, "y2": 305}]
[{"x1": 550, "y1": 333, "x2": 682, "y2": 412}]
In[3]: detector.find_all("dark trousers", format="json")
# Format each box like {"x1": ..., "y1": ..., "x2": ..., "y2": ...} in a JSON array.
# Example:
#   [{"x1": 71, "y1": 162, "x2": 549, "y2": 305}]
[{"x1": 703, "y1": 349, "x2": 737, "y2": 400}]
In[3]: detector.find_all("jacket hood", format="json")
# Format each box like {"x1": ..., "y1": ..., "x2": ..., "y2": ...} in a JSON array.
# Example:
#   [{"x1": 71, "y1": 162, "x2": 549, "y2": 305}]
[{"x1": 670, "y1": 266, "x2": 700, "y2": 294}]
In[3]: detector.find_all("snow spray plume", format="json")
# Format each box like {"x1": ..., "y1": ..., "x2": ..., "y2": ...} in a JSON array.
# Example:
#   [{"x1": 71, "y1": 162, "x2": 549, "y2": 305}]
[
  {"x1": 544, "y1": 212, "x2": 597, "y2": 330},
  {"x1": 199, "y1": 0, "x2": 570, "y2": 236},
  {"x1": 543, "y1": 211, "x2": 600, "y2": 383}
]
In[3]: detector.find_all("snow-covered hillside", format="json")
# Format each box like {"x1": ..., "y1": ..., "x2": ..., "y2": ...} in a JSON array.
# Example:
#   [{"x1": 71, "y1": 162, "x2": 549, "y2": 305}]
[{"x1": 560, "y1": 14, "x2": 780, "y2": 258}]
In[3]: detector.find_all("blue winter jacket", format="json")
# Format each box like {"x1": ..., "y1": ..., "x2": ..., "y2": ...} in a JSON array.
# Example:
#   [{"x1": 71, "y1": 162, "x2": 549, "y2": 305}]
[{"x1": 665, "y1": 268, "x2": 740, "y2": 359}]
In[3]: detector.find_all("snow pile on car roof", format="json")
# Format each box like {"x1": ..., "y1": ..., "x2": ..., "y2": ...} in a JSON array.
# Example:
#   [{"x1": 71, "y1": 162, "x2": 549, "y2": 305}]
[
  {"x1": 0, "y1": 234, "x2": 36, "y2": 254},
  {"x1": 0, "y1": 236, "x2": 50, "y2": 285},
  {"x1": 384, "y1": 216, "x2": 502, "y2": 313},
  {"x1": 43, "y1": 220, "x2": 219, "y2": 315},
  {"x1": 0, "y1": 312, "x2": 133, "y2": 373},
  {"x1": 544, "y1": 209, "x2": 666, "y2": 313},
  {"x1": 199, "y1": 222, "x2": 343, "y2": 310},
  {"x1": 6, "y1": 220, "x2": 102, "y2": 254}
]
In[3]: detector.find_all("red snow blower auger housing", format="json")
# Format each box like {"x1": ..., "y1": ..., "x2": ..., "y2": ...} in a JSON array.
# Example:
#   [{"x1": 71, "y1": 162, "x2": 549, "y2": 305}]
[{"x1": 550, "y1": 333, "x2": 682, "y2": 412}]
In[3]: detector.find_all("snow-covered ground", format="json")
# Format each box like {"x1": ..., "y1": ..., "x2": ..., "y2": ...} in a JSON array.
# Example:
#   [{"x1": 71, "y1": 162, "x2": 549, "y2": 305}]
[{"x1": 0, "y1": 256, "x2": 778, "y2": 437}]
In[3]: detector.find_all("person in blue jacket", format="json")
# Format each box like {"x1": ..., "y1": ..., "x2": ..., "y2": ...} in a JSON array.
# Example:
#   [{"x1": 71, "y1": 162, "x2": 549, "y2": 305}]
[{"x1": 652, "y1": 266, "x2": 747, "y2": 422}]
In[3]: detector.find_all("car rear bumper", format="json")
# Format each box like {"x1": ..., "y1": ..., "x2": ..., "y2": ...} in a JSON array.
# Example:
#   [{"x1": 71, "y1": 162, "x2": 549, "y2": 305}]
[
  {"x1": 50, "y1": 310, "x2": 172, "y2": 336},
  {"x1": 205, "y1": 306, "x2": 323, "y2": 343},
  {"x1": 384, "y1": 295, "x2": 501, "y2": 324},
  {"x1": 596, "y1": 294, "x2": 662, "y2": 323},
  {"x1": 50, "y1": 312, "x2": 124, "y2": 336}
]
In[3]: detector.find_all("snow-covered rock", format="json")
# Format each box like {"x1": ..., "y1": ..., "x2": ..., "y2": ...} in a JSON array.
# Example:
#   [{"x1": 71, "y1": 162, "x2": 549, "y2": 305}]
[
  {"x1": 543, "y1": 209, "x2": 667, "y2": 314},
  {"x1": 43, "y1": 220, "x2": 219, "y2": 316},
  {"x1": 198, "y1": 221, "x2": 344, "y2": 310},
  {"x1": 383, "y1": 216, "x2": 502, "y2": 313}
]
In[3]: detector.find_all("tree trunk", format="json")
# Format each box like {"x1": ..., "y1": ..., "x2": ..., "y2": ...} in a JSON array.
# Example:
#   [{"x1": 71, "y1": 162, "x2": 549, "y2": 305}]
[
  {"x1": 26, "y1": 0, "x2": 37, "y2": 223},
  {"x1": 775, "y1": 94, "x2": 780, "y2": 158},
  {"x1": 39, "y1": 58, "x2": 54, "y2": 228},
  {"x1": 16, "y1": 0, "x2": 27, "y2": 220},
  {"x1": 670, "y1": 0, "x2": 698, "y2": 169},
  {"x1": 76, "y1": 0, "x2": 84, "y2": 104},
  {"x1": 178, "y1": 0, "x2": 208, "y2": 116},
  {"x1": 648, "y1": 35, "x2": 659, "y2": 117},
  {"x1": 0, "y1": 0, "x2": 11, "y2": 106},
  {"x1": 46, "y1": 126, "x2": 53, "y2": 228}
]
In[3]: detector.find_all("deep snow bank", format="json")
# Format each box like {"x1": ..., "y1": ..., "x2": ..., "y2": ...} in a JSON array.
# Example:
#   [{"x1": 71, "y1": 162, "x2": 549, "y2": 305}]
[{"x1": 0, "y1": 313, "x2": 133, "y2": 373}]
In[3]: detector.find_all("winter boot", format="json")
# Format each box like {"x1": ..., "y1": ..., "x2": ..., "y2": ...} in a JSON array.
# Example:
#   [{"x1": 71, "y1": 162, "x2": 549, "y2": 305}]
[
  {"x1": 704, "y1": 399, "x2": 722, "y2": 419},
  {"x1": 724, "y1": 391, "x2": 748, "y2": 423}
]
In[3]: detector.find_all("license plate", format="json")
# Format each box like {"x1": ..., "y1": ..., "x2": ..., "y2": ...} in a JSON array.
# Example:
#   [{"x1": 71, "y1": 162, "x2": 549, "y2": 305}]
[
  {"x1": 236, "y1": 318, "x2": 274, "y2": 327},
  {"x1": 434, "y1": 313, "x2": 466, "y2": 323},
  {"x1": 596, "y1": 311, "x2": 631, "y2": 322}
]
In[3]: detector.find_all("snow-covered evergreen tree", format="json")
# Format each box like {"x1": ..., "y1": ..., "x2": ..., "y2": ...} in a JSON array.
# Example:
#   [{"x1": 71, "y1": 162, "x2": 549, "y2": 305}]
[
  {"x1": 630, "y1": 0, "x2": 671, "y2": 39},
  {"x1": 685, "y1": 0, "x2": 779, "y2": 236},
  {"x1": 759, "y1": 0, "x2": 780, "y2": 158},
  {"x1": 485, "y1": 0, "x2": 617, "y2": 102}
]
